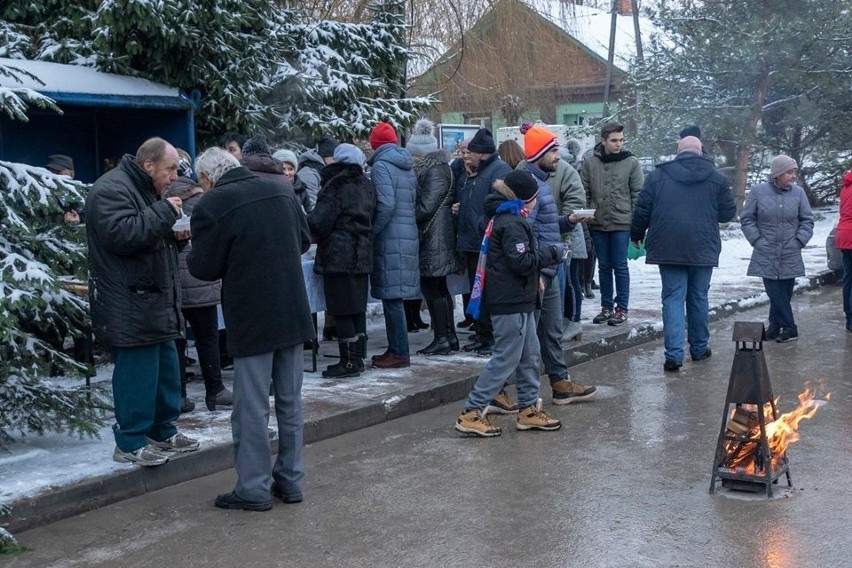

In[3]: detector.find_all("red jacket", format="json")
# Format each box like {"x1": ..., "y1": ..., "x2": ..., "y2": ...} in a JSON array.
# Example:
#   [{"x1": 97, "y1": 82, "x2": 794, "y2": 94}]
[{"x1": 837, "y1": 170, "x2": 852, "y2": 250}]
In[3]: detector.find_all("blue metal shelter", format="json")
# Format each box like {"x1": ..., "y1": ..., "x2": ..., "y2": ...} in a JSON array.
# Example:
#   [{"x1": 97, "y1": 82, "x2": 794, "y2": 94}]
[{"x1": 0, "y1": 58, "x2": 197, "y2": 183}]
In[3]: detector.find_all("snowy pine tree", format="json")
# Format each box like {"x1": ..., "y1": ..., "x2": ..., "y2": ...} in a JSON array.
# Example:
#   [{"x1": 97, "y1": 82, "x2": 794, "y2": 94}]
[{"x1": 0, "y1": 161, "x2": 110, "y2": 452}]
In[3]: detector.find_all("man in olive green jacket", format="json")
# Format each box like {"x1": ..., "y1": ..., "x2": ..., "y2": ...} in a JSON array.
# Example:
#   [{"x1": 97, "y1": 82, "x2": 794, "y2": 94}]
[{"x1": 580, "y1": 122, "x2": 644, "y2": 326}]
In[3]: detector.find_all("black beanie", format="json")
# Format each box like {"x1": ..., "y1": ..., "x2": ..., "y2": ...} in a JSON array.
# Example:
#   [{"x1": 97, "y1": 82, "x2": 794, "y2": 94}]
[
  {"x1": 468, "y1": 128, "x2": 496, "y2": 154},
  {"x1": 679, "y1": 125, "x2": 701, "y2": 139},
  {"x1": 317, "y1": 135, "x2": 339, "y2": 158},
  {"x1": 242, "y1": 135, "x2": 272, "y2": 156},
  {"x1": 503, "y1": 170, "x2": 538, "y2": 201}
]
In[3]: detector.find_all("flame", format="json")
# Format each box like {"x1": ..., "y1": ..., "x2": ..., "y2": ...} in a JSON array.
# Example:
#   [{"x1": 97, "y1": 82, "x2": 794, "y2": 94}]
[{"x1": 722, "y1": 386, "x2": 828, "y2": 476}]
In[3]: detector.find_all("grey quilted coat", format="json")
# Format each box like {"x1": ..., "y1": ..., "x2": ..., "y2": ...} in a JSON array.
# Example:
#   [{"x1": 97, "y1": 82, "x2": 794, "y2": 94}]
[
  {"x1": 741, "y1": 179, "x2": 814, "y2": 280},
  {"x1": 368, "y1": 144, "x2": 420, "y2": 299}
]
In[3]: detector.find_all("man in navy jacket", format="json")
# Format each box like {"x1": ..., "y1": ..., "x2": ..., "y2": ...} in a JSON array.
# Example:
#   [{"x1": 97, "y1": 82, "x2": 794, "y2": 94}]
[{"x1": 631, "y1": 136, "x2": 736, "y2": 372}]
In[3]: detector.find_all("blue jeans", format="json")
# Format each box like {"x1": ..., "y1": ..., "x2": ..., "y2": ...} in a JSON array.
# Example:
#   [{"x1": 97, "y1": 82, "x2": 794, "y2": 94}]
[
  {"x1": 659, "y1": 264, "x2": 713, "y2": 364},
  {"x1": 382, "y1": 299, "x2": 410, "y2": 357},
  {"x1": 843, "y1": 250, "x2": 852, "y2": 331},
  {"x1": 763, "y1": 278, "x2": 796, "y2": 335},
  {"x1": 591, "y1": 230, "x2": 630, "y2": 311}
]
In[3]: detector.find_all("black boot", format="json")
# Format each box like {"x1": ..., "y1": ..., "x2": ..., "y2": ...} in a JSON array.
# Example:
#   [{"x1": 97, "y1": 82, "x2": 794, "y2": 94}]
[
  {"x1": 583, "y1": 282, "x2": 595, "y2": 299},
  {"x1": 323, "y1": 340, "x2": 360, "y2": 378},
  {"x1": 404, "y1": 300, "x2": 419, "y2": 332},
  {"x1": 445, "y1": 296, "x2": 460, "y2": 351},
  {"x1": 352, "y1": 334, "x2": 366, "y2": 372},
  {"x1": 418, "y1": 298, "x2": 451, "y2": 355}
]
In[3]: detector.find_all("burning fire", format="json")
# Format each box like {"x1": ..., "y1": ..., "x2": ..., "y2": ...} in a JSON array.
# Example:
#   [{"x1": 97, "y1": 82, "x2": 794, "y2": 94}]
[{"x1": 723, "y1": 386, "x2": 830, "y2": 476}]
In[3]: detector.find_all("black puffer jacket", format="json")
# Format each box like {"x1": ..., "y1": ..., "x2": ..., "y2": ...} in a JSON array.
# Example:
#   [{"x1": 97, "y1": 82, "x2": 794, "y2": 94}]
[
  {"x1": 164, "y1": 177, "x2": 222, "y2": 308},
  {"x1": 415, "y1": 150, "x2": 459, "y2": 277},
  {"x1": 309, "y1": 162, "x2": 376, "y2": 275},
  {"x1": 481, "y1": 184, "x2": 563, "y2": 315},
  {"x1": 85, "y1": 155, "x2": 182, "y2": 347}
]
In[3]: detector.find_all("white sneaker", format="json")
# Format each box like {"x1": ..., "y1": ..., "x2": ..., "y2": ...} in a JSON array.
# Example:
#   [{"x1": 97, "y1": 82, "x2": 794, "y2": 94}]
[{"x1": 113, "y1": 444, "x2": 169, "y2": 466}]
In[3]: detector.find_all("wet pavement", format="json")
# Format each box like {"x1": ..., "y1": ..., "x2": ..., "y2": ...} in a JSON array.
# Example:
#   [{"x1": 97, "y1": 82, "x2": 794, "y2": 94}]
[{"x1": 6, "y1": 285, "x2": 851, "y2": 568}]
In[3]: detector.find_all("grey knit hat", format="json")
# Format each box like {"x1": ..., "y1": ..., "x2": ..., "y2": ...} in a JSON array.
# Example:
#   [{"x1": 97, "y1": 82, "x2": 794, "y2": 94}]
[
  {"x1": 406, "y1": 118, "x2": 438, "y2": 157},
  {"x1": 769, "y1": 154, "x2": 797, "y2": 179},
  {"x1": 333, "y1": 143, "x2": 365, "y2": 167},
  {"x1": 273, "y1": 149, "x2": 299, "y2": 167}
]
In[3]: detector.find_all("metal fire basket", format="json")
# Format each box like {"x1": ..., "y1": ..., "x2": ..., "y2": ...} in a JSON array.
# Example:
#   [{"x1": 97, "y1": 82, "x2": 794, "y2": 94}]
[{"x1": 709, "y1": 322, "x2": 792, "y2": 497}]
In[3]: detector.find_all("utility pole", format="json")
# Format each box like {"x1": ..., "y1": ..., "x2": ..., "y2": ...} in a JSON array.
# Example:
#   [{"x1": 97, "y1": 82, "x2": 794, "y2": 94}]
[{"x1": 602, "y1": 0, "x2": 618, "y2": 119}]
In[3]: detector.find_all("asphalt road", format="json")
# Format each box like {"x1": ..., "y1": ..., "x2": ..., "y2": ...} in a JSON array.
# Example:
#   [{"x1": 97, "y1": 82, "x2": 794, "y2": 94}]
[{"x1": 7, "y1": 286, "x2": 852, "y2": 568}]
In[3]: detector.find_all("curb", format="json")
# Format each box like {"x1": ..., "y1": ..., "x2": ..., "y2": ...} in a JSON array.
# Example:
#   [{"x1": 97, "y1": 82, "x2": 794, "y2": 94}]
[{"x1": 3, "y1": 269, "x2": 840, "y2": 533}]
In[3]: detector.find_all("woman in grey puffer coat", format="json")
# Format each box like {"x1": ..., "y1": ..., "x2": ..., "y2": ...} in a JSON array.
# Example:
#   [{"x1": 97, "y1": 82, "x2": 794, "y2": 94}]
[
  {"x1": 407, "y1": 118, "x2": 461, "y2": 355},
  {"x1": 741, "y1": 155, "x2": 814, "y2": 343}
]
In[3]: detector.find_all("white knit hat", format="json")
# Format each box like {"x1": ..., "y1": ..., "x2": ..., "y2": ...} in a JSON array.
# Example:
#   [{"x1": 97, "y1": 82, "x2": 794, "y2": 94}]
[{"x1": 405, "y1": 118, "x2": 438, "y2": 156}]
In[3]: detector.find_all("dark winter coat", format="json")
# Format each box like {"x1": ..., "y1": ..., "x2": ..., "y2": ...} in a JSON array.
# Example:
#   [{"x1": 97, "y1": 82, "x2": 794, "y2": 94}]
[
  {"x1": 164, "y1": 177, "x2": 222, "y2": 308},
  {"x1": 367, "y1": 144, "x2": 420, "y2": 299},
  {"x1": 414, "y1": 150, "x2": 460, "y2": 277},
  {"x1": 741, "y1": 177, "x2": 814, "y2": 280},
  {"x1": 85, "y1": 155, "x2": 182, "y2": 347},
  {"x1": 455, "y1": 153, "x2": 513, "y2": 253},
  {"x1": 522, "y1": 162, "x2": 566, "y2": 278},
  {"x1": 241, "y1": 153, "x2": 310, "y2": 213},
  {"x1": 581, "y1": 143, "x2": 644, "y2": 231},
  {"x1": 481, "y1": 188, "x2": 563, "y2": 315},
  {"x1": 631, "y1": 152, "x2": 736, "y2": 266},
  {"x1": 187, "y1": 166, "x2": 313, "y2": 357},
  {"x1": 309, "y1": 162, "x2": 375, "y2": 275}
]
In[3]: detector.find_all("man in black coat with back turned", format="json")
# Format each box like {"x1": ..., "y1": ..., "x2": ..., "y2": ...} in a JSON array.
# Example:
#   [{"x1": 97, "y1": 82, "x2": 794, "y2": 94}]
[{"x1": 189, "y1": 147, "x2": 314, "y2": 511}]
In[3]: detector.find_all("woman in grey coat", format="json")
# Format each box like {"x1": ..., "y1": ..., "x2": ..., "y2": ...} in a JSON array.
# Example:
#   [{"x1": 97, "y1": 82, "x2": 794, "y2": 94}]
[{"x1": 741, "y1": 155, "x2": 814, "y2": 343}]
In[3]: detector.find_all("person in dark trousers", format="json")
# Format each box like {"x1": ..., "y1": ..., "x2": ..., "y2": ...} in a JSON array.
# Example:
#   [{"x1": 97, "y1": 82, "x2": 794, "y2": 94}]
[
  {"x1": 86, "y1": 137, "x2": 200, "y2": 467},
  {"x1": 452, "y1": 127, "x2": 513, "y2": 355},
  {"x1": 190, "y1": 146, "x2": 313, "y2": 512},
  {"x1": 308, "y1": 144, "x2": 376, "y2": 377},
  {"x1": 454, "y1": 171, "x2": 566, "y2": 437},
  {"x1": 164, "y1": 154, "x2": 234, "y2": 411},
  {"x1": 837, "y1": 168, "x2": 852, "y2": 333},
  {"x1": 631, "y1": 136, "x2": 736, "y2": 371},
  {"x1": 407, "y1": 118, "x2": 460, "y2": 355},
  {"x1": 741, "y1": 155, "x2": 814, "y2": 343}
]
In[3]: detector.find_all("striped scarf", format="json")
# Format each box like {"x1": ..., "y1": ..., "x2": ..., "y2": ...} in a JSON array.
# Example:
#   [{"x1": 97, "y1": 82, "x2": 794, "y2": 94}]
[{"x1": 466, "y1": 199, "x2": 529, "y2": 319}]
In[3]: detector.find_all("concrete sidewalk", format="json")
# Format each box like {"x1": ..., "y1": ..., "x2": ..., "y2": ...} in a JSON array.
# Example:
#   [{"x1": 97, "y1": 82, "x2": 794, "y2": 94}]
[{"x1": 1, "y1": 270, "x2": 841, "y2": 534}]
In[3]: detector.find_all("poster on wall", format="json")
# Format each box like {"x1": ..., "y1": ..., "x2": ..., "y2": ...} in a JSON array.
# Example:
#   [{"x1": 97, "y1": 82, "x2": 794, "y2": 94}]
[{"x1": 437, "y1": 124, "x2": 481, "y2": 156}]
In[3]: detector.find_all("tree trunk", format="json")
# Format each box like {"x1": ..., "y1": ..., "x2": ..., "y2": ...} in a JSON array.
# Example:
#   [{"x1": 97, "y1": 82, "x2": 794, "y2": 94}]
[{"x1": 732, "y1": 57, "x2": 770, "y2": 215}]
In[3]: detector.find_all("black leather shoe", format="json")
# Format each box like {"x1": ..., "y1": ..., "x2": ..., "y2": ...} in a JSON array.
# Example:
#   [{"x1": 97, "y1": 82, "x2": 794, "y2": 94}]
[
  {"x1": 462, "y1": 340, "x2": 489, "y2": 352},
  {"x1": 271, "y1": 482, "x2": 303, "y2": 504},
  {"x1": 214, "y1": 492, "x2": 272, "y2": 511},
  {"x1": 663, "y1": 360, "x2": 682, "y2": 372},
  {"x1": 692, "y1": 348, "x2": 712, "y2": 362}
]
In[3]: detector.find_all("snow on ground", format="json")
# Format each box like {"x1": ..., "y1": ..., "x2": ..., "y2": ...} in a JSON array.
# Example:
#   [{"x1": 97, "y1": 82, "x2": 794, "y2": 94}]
[{"x1": 0, "y1": 207, "x2": 839, "y2": 505}]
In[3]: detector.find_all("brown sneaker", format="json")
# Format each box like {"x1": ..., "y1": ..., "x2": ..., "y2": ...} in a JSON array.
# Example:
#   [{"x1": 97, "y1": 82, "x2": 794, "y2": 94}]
[
  {"x1": 454, "y1": 408, "x2": 502, "y2": 437},
  {"x1": 551, "y1": 379, "x2": 597, "y2": 405},
  {"x1": 516, "y1": 399, "x2": 562, "y2": 431},
  {"x1": 486, "y1": 390, "x2": 518, "y2": 415}
]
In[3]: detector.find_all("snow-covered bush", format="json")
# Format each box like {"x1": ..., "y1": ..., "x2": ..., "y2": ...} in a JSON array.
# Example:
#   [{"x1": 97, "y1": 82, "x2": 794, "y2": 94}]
[{"x1": 0, "y1": 161, "x2": 110, "y2": 452}]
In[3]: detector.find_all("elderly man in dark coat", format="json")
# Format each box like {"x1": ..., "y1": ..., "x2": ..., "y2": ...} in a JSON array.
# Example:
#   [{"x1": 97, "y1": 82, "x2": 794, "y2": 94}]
[
  {"x1": 86, "y1": 137, "x2": 200, "y2": 467},
  {"x1": 631, "y1": 136, "x2": 736, "y2": 371},
  {"x1": 189, "y1": 147, "x2": 314, "y2": 511},
  {"x1": 367, "y1": 121, "x2": 420, "y2": 369}
]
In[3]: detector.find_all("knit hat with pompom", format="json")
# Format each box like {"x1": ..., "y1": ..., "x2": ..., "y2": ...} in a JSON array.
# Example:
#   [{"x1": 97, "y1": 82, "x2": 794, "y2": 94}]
[
  {"x1": 520, "y1": 121, "x2": 558, "y2": 162},
  {"x1": 405, "y1": 118, "x2": 438, "y2": 157}
]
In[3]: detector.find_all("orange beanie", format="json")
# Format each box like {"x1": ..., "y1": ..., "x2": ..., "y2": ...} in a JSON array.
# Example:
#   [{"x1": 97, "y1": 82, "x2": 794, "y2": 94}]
[{"x1": 520, "y1": 122, "x2": 557, "y2": 162}]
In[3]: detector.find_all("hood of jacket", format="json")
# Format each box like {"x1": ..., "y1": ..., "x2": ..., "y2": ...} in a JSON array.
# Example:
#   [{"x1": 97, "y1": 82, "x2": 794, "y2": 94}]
[
  {"x1": 413, "y1": 149, "x2": 452, "y2": 176},
  {"x1": 593, "y1": 142, "x2": 634, "y2": 163},
  {"x1": 369, "y1": 144, "x2": 413, "y2": 171},
  {"x1": 299, "y1": 148, "x2": 324, "y2": 168},
  {"x1": 242, "y1": 153, "x2": 283, "y2": 175},
  {"x1": 657, "y1": 153, "x2": 717, "y2": 184},
  {"x1": 484, "y1": 182, "x2": 516, "y2": 219},
  {"x1": 164, "y1": 176, "x2": 203, "y2": 201}
]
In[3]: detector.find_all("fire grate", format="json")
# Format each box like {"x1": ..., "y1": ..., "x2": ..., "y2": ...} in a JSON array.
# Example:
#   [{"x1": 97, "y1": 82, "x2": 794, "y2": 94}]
[{"x1": 709, "y1": 322, "x2": 792, "y2": 497}]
